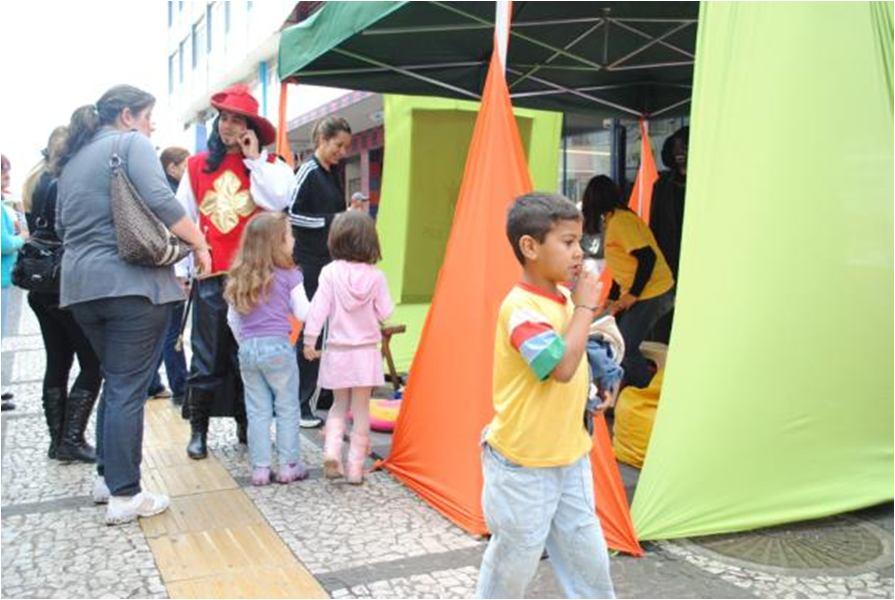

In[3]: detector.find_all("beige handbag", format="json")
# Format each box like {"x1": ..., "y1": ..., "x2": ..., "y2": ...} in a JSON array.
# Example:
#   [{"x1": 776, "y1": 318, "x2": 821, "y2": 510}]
[{"x1": 109, "y1": 133, "x2": 190, "y2": 267}]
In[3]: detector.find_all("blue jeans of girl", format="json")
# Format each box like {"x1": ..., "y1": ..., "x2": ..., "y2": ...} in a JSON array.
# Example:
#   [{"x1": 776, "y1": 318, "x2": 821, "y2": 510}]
[{"x1": 237, "y1": 336, "x2": 301, "y2": 468}]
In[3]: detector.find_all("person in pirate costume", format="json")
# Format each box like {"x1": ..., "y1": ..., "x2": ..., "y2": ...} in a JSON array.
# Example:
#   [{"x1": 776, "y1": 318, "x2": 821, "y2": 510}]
[{"x1": 176, "y1": 85, "x2": 295, "y2": 459}]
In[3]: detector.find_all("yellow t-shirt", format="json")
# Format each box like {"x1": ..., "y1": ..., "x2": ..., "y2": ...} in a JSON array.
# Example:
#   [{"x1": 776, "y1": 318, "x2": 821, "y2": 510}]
[
  {"x1": 604, "y1": 209, "x2": 675, "y2": 300},
  {"x1": 485, "y1": 283, "x2": 592, "y2": 467}
]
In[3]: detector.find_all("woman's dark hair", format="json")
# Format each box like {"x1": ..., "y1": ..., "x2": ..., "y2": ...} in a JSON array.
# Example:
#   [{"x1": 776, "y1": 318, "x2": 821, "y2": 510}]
[
  {"x1": 203, "y1": 114, "x2": 263, "y2": 173},
  {"x1": 581, "y1": 175, "x2": 627, "y2": 235},
  {"x1": 52, "y1": 85, "x2": 155, "y2": 176},
  {"x1": 328, "y1": 210, "x2": 382, "y2": 264},
  {"x1": 311, "y1": 116, "x2": 351, "y2": 147}
]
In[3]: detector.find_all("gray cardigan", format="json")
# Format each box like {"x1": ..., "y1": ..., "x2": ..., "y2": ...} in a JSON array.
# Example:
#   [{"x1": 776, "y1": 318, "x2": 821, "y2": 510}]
[{"x1": 56, "y1": 128, "x2": 187, "y2": 308}]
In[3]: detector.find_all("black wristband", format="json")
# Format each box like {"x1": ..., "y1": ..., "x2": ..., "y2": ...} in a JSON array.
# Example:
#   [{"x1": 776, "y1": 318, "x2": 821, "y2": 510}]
[{"x1": 574, "y1": 304, "x2": 598, "y2": 313}]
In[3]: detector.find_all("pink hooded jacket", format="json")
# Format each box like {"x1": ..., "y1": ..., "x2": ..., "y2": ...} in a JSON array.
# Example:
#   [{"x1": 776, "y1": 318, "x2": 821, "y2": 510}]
[{"x1": 304, "y1": 260, "x2": 394, "y2": 348}]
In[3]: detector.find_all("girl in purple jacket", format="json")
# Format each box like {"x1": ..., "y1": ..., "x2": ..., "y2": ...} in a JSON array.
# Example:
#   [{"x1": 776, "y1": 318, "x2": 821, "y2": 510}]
[{"x1": 303, "y1": 211, "x2": 394, "y2": 484}]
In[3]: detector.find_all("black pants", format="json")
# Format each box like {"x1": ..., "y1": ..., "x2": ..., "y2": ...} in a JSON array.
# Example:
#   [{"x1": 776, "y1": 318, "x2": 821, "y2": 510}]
[
  {"x1": 70, "y1": 296, "x2": 170, "y2": 496},
  {"x1": 186, "y1": 276, "x2": 245, "y2": 420},
  {"x1": 293, "y1": 254, "x2": 333, "y2": 413},
  {"x1": 28, "y1": 292, "x2": 101, "y2": 394}
]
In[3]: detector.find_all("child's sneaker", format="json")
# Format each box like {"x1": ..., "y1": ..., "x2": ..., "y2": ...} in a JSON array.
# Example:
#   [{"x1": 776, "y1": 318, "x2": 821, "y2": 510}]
[
  {"x1": 251, "y1": 467, "x2": 272, "y2": 486},
  {"x1": 275, "y1": 463, "x2": 309, "y2": 484},
  {"x1": 93, "y1": 476, "x2": 110, "y2": 504},
  {"x1": 105, "y1": 490, "x2": 170, "y2": 525}
]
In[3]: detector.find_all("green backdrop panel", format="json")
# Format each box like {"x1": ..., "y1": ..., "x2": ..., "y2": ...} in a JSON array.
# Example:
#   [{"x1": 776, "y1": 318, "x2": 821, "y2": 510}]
[
  {"x1": 377, "y1": 94, "x2": 561, "y2": 370},
  {"x1": 631, "y1": 2, "x2": 894, "y2": 540}
]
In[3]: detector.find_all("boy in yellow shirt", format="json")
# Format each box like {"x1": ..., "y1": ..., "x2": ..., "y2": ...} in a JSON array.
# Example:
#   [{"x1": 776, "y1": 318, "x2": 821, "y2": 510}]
[{"x1": 476, "y1": 193, "x2": 615, "y2": 598}]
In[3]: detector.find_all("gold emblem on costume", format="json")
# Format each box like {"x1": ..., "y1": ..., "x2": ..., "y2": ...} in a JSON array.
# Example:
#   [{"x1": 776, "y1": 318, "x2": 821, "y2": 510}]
[{"x1": 198, "y1": 170, "x2": 256, "y2": 233}]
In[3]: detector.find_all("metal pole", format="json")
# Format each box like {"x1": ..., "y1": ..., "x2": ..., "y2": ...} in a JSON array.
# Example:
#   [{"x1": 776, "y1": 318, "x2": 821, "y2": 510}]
[{"x1": 562, "y1": 116, "x2": 568, "y2": 197}]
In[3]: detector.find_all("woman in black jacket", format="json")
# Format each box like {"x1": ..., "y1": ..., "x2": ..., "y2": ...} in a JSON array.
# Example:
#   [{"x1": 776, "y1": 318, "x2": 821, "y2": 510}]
[
  {"x1": 288, "y1": 116, "x2": 352, "y2": 427},
  {"x1": 22, "y1": 126, "x2": 102, "y2": 463}
]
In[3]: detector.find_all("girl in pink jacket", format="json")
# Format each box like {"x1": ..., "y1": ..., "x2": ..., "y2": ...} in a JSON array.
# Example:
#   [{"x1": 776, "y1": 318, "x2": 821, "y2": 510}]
[{"x1": 303, "y1": 211, "x2": 394, "y2": 484}]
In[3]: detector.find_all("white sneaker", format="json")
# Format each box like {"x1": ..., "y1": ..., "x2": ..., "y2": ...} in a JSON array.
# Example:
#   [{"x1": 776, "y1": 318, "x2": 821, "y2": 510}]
[
  {"x1": 93, "y1": 476, "x2": 110, "y2": 504},
  {"x1": 105, "y1": 490, "x2": 170, "y2": 525}
]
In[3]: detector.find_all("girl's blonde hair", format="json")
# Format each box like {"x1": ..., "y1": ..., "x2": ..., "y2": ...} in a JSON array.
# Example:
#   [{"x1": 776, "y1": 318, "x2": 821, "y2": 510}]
[
  {"x1": 22, "y1": 126, "x2": 68, "y2": 212},
  {"x1": 224, "y1": 212, "x2": 295, "y2": 314}
]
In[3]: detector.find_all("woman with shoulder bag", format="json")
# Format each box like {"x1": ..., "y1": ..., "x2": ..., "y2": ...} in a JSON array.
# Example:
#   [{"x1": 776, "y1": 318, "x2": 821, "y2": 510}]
[
  {"x1": 22, "y1": 126, "x2": 103, "y2": 464},
  {"x1": 54, "y1": 85, "x2": 211, "y2": 525}
]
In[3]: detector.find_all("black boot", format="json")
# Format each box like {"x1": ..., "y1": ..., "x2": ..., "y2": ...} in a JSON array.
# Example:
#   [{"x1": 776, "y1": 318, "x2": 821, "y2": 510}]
[
  {"x1": 56, "y1": 388, "x2": 97, "y2": 463},
  {"x1": 186, "y1": 391, "x2": 209, "y2": 460},
  {"x1": 236, "y1": 417, "x2": 248, "y2": 445},
  {"x1": 42, "y1": 388, "x2": 66, "y2": 459}
]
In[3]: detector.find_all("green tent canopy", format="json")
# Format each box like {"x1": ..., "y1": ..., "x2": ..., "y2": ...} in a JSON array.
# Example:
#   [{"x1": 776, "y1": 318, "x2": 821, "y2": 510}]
[{"x1": 279, "y1": 1, "x2": 698, "y2": 119}]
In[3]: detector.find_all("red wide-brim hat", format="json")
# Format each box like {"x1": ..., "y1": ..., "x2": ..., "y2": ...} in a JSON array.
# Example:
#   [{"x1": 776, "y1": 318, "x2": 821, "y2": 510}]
[{"x1": 210, "y1": 84, "x2": 277, "y2": 146}]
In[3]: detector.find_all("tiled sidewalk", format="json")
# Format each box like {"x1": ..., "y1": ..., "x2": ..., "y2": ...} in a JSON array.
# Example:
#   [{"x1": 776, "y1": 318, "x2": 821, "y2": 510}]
[{"x1": 2, "y1": 292, "x2": 893, "y2": 599}]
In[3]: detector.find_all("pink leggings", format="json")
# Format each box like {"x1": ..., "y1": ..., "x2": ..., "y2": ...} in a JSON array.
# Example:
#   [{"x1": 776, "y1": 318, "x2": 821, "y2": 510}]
[{"x1": 328, "y1": 387, "x2": 372, "y2": 434}]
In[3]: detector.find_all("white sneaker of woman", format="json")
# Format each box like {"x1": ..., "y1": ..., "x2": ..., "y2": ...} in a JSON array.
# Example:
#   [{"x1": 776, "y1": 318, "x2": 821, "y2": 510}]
[{"x1": 105, "y1": 491, "x2": 170, "y2": 525}]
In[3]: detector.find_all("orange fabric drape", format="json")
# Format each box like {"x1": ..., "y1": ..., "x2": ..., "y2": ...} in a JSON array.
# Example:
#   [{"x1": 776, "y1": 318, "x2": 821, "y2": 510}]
[
  {"x1": 627, "y1": 119, "x2": 658, "y2": 223},
  {"x1": 381, "y1": 44, "x2": 642, "y2": 556}
]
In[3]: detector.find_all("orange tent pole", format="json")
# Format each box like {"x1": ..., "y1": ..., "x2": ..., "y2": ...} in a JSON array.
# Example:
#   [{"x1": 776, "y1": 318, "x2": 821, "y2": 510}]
[{"x1": 276, "y1": 81, "x2": 295, "y2": 168}]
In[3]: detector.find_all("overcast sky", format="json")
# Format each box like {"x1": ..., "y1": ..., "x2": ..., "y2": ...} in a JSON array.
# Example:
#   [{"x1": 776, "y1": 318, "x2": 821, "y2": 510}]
[{"x1": 1, "y1": 1, "x2": 173, "y2": 196}]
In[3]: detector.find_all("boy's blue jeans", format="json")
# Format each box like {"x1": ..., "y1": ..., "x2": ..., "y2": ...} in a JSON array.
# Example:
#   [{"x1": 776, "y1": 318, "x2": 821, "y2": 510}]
[
  {"x1": 476, "y1": 444, "x2": 615, "y2": 599},
  {"x1": 237, "y1": 336, "x2": 301, "y2": 468}
]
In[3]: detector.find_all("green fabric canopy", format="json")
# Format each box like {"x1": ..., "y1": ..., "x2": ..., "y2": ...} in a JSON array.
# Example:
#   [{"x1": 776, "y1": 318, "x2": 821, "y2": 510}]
[
  {"x1": 630, "y1": 1, "x2": 894, "y2": 540},
  {"x1": 279, "y1": 1, "x2": 698, "y2": 119}
]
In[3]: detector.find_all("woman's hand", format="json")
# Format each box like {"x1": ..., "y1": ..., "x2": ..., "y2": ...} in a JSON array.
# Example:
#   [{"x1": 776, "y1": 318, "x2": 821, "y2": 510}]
[
  {"x1": 194, "y1": 247, "x2": 212, "y2": 276},
  {"x1": 608, "y1": 293, "x2": 637, "y2": 315},
  {"x1": 303, "y1": 345, "x2": 321, "y2": 361},
  {"x1": 240, "y1": 130, "x2": 261, "y2": 160}
]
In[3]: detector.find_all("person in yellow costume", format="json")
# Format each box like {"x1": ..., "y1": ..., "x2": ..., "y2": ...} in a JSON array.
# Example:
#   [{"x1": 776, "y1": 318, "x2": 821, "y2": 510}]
[{"x1": 582, "y1": 175, "x2": 675, "y2": 388}]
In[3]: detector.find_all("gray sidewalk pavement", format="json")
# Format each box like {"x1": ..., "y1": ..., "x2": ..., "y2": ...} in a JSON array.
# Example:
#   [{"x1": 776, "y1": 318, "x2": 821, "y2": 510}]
[{"x1": 2, "y1": 293, "x2": 893, "y2": 599}]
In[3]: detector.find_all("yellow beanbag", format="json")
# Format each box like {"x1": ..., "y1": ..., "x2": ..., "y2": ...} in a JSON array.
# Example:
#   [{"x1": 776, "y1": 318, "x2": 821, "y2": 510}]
[{"x1": 613, "y1": 367, "x2": 664, "y2": 468}]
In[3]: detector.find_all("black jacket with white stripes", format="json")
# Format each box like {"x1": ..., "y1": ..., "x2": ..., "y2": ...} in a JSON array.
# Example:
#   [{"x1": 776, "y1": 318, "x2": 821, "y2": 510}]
[{"x1": 288, "y1": 156, "x2": 346, "y2": 263}]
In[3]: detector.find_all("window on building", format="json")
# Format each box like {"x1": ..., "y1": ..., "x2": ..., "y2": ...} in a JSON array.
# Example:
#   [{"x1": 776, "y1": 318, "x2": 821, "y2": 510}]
[
  {"x1": 224, "y1": 1, "x2": 231, "y2": 32},
  {"x1": 193, "y1": 18, "x2": 206, "y2": 70},
  {"x1": 178, "y1": 40, "x2": 185, "y2": 83},
  {"x1": 168, "y1": 53, "x2": 175, "y2": 93},
  {"x1": 206, "y1": 4, "x2": 213, "y2": 52},
  {"x1": 191, "y1": 24, "x2": 198, "y2": 69},
  {"x1": 247, "y1": 1, "x2": 254, "y2": 11},
  {"x1": 557, "y1": 130, "x2": 612, "y2": 202},
  {"x1": 178, "y1": 0, "x2": 183, "y2": 12},
  {"x1": 167, "y1": 1, "x2": 173, "y2": 27}
]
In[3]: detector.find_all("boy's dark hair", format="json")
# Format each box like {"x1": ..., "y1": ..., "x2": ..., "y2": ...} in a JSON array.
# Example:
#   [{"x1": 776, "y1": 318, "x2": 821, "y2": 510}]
[
  {"x1": 506, "y1": 192, "x2": 581, "y2": 264},
  {"x1": 328, "y1": 210, "x2": 382, "y2": 264}
]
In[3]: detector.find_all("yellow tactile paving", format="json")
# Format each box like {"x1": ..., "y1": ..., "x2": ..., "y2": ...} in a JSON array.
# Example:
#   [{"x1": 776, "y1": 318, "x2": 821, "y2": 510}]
[
  {"x1": 166, "y1": 565, "x2": 328, "y2": 599},
  {"x1": 138, "y1": 398, "x2": 328, "y2": 598},
  {"x1": 141, "y1": 459, "x2": 237, "y2": 497},
  {"x1": 140, "y1": 490, "x2": 264, "y2": 538}
]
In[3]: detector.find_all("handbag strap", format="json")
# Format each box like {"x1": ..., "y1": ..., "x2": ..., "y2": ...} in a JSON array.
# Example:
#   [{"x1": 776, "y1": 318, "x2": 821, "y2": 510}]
[
  {"x1": 109, "y1": 131, "x2": 138, "y2": 173},
  {"x1": 31, "y1": 176, "x2": 57, "y2": 233}
]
